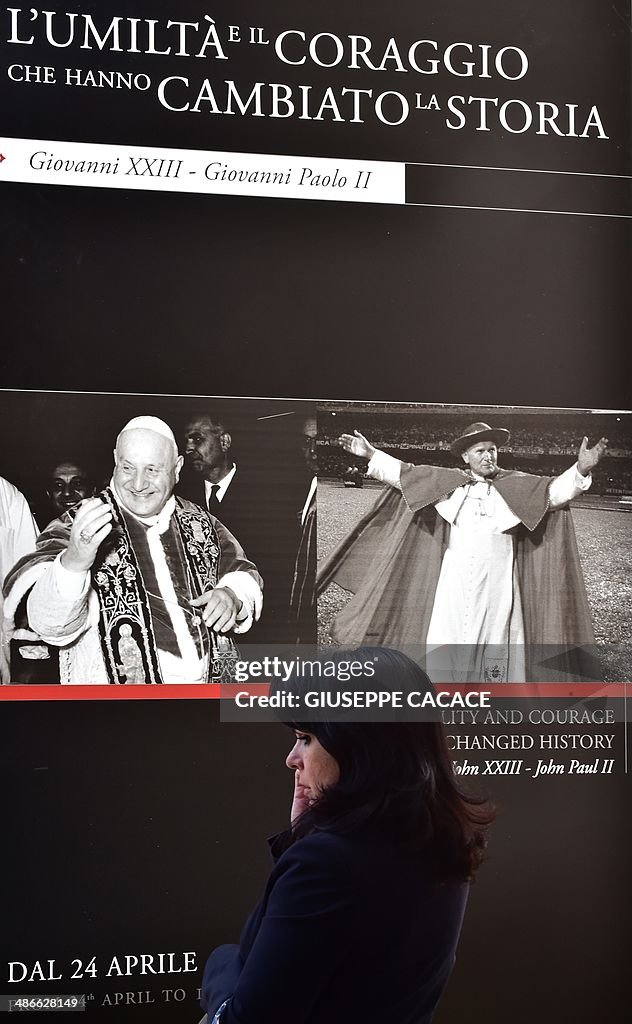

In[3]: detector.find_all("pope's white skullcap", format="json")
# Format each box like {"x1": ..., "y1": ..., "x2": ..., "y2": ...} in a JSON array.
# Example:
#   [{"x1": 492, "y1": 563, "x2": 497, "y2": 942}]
[{"x1": 117, "y1": 416, "x2": 177, "y2": 449}]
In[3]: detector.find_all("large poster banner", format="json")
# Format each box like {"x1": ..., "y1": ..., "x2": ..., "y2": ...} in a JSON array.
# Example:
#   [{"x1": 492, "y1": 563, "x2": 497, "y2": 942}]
[{"x1": 1, "y1": 1, "x2": 630, "y2": 1022}]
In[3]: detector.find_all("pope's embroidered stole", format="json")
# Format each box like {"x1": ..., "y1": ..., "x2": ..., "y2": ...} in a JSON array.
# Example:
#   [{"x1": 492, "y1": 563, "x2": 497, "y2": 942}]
[{"x1": 91, "y1": 490, "x2": 237, "y2": 683}]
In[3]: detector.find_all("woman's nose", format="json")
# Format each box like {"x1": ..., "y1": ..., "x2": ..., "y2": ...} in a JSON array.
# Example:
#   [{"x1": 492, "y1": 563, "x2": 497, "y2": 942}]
[{"x1": 286, "y1": 742, "x2": 302, "y2": 770}]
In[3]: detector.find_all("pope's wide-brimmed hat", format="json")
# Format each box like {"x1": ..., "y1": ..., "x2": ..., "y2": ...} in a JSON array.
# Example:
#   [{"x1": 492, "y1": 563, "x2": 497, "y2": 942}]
[{"x1": 450, "y1": 421, "x2": 511, "y2": 455}]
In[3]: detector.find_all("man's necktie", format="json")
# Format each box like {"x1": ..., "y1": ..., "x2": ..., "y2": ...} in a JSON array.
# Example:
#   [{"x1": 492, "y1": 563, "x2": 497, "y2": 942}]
[{"x1": 207, "y1": 484, "x2": 220, "y2": 512}]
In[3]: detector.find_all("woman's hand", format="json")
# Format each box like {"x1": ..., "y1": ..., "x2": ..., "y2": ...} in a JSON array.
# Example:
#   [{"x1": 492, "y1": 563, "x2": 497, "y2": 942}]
[
  {"x1": 290, "y1": 771, "x2": 311, "y2": 825},
  {"x1": 339, "y1": 430, "x2": 375, "y2": 462}
]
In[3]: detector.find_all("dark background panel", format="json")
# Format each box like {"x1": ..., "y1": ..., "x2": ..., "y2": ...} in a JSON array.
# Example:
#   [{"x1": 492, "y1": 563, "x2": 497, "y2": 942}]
[
  {"x1": 438, "y1": 769, "x2": 628, "y2": 1024},
  {"x1": 0, "y1": 701, "x2": 291, "y2": 1016},
  {"x1": 1, "y1": 0, "x2": 630, "y2": 1021},
  {"x1": 2, "y1": 184, "x2": 629, "y2": 409},
  {"x1": 1, "y1": 1, "x2": 629, "y2": 173},
  {"x1": 1, "y1": 704, "x2": 628, "y2": 1022},
  {"x1": 405, "y1": 162, "x2": 632, "y2": 217}
]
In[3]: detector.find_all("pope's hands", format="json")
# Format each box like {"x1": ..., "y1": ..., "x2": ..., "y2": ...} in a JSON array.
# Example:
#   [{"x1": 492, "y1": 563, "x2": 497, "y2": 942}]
[
  {"x1": 61, "y1": 497, "x2": 113, "y2": 573},
  {"x1": 338, "y1": 430, "x2": 375, "y2": 461},
  {"x1": 577, "y1": 436, "x2": 608, "y2": 477},
  {"x1": 191, "y1": 586, "x2": 242, "y2": 633}
]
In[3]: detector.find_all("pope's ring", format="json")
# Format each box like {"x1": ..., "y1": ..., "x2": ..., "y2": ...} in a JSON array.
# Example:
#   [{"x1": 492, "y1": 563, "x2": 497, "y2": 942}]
[{"x1": 80, "y1": 529, "x2": 93, "y2": 544}]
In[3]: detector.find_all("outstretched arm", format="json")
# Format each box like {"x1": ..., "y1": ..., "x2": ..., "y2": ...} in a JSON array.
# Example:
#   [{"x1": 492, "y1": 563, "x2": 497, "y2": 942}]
[
  {"x1": 549, "y1": 436, "x2": 607, "y2": 509},
  {"x1": 339, "y1": 431, "x2": 403, "y2": 489},
  {"x1": 339, "y1": 431, "x2": 375, "y2": 461},
  {"x1": 577, "y1": 436, "x2": 608, "y2": 477}
]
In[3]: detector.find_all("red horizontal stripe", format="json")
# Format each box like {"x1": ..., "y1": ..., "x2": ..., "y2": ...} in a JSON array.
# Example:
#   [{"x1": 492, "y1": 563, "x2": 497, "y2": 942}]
[
  {"x1": 0, "y1": 684, "x2": 221, "y2": 700},
  {"x1": 0, "y1": 683, "x2": 625, "y2": 701}
]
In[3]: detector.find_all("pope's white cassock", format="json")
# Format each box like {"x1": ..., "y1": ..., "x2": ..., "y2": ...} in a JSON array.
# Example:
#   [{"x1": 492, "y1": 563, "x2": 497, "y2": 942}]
[{"x1": 366, "y1": 450, "x2": 591, "y2": 682}]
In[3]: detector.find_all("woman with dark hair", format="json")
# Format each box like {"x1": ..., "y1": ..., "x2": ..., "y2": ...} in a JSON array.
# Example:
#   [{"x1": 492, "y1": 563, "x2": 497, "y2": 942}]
[{"x1": 201, "y1": 647, "x2": 494, "y2": 1024}]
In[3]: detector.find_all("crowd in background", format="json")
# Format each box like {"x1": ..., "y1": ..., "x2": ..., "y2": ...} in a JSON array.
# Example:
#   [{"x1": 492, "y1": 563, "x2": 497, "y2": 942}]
[{"x1": 318, "y1": 410, "x2": 632, "y2": 495}]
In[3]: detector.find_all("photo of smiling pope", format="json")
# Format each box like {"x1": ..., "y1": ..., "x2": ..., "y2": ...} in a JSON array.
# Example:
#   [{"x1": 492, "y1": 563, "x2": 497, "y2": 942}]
[{"x1": 0, "y1": 391, "x2": 317, "y2": 686}]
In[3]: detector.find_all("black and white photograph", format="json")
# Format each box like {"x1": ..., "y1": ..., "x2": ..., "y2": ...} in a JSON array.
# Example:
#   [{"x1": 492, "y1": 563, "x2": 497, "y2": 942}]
[
  {"x1": 317, "y1": 401, "x2": 631, "y2": 684},
  {"x1": 0, "y1": 391, "x2": 317, "y2": 688}
]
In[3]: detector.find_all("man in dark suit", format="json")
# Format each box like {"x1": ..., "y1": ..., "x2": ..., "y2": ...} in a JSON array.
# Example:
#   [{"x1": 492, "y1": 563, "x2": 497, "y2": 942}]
[
  {"x1": 182, "y1": 411, "x2": 256, "y2": 551},
  {"x1": 181, "y1": 410, "x2": 309, "y2": 644}
]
